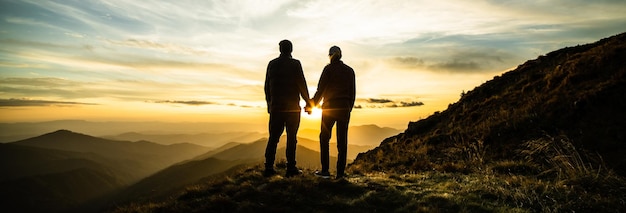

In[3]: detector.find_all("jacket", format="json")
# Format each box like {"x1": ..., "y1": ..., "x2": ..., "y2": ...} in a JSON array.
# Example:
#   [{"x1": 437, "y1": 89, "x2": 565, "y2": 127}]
[
  {"x1": 265, "y1": 54, "x2": 310, "y2": 113},
  {"x1": 313, "y1": 60, "x2": 356, "y2": 111}
]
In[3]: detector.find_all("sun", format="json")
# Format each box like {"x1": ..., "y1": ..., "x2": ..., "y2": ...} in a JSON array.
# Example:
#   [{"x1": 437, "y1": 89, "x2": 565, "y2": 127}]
[{"x1": 303, "y1": 106, "x2": 322, "y2": 119}]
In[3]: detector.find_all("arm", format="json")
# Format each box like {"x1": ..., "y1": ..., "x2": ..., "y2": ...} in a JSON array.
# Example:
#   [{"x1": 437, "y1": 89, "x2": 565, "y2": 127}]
[
  {"x1": 312, "y1": 66, "x2": 330, "y2": 106},
  {"x1": 264, "y1": 62, "x2": 271, "y2": 113},
  {"x1": 349, "y1": 68, "x2": 356, "y2": 111},
  {"x1": 295, "y1": 61, "x2": 311, "y2": 105}
]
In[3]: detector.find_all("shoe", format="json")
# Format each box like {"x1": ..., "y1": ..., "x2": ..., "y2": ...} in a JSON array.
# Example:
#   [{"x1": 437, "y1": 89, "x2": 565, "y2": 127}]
[
  {"x1": 336, "y1": 173, "x2": 347, "y2": 179},
  {"x1": 285, "y1": 168, "x2": 302, "y2": 177},
  {"x1": 314, "y1": 171, "x2": 331, "y2": 179},
  {"x1": 263, "y1": 168, "x2": 277, "y2": 177}
]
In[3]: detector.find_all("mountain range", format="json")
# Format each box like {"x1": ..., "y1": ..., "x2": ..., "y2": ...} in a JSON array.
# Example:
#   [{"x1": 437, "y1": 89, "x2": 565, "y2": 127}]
[
  {"x1": 1, "y1": 130, "x2": 217, "y2": 212},
  {"x1": 1, "y1": 126, "x2": 381, "y2": 212}
]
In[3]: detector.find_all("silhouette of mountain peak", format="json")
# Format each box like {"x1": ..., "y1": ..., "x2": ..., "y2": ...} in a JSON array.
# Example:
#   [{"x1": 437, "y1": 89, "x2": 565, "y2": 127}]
[
  {"x1": 49, "y1": 129, "x2": 80, "y2": 136},
  {"x1": 36, "y1": 129, "x2": 99, "y2": 142}
]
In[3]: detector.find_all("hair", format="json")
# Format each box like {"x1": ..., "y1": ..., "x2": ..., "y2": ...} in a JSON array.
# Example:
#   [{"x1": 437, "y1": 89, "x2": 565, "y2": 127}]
[
  {"x1": 279, "y1": 40, "x2": 293, "y2": 53},
  {"x1": 329, "y1": 46, "x2": 342, "y2": 61}
]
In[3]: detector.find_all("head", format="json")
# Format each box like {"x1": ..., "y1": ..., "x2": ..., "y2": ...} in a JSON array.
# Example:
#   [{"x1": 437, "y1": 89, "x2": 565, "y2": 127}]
[
  {"x1": 329, "y1": 45, "x2": 342, "y2": 61},
  {"x1": 279, "y1": 40, "x2": 293, "y2": 54}
]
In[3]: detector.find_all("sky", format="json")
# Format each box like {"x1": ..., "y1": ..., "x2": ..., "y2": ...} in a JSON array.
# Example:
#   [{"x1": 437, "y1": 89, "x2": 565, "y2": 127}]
[{"x1": 0, "y1": 0, "x2": 625, "y2": 130}]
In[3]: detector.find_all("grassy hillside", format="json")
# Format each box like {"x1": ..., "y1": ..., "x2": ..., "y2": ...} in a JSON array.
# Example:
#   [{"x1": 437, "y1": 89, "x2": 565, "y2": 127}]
[
  {"x1": 111, "y1": 164, "x2": 625, "y2": 213},
  {"x1": 350, "y1": 32, "x2": 626, "y2": 176}
]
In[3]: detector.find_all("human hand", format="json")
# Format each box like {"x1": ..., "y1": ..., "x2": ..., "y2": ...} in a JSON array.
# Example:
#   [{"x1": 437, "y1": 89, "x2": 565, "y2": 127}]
[{"x1": 304, "y1": 102, "x2": 313, "y2": 115}]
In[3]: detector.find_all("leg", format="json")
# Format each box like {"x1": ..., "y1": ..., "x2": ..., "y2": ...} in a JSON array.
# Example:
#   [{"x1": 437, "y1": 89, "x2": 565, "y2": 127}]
[
  {"x1": 319, "y1": 110, "x2": 335, "y2": 173},
  {"x1": 265, "y1": 112, "x2": 285, "y2": 171},
  {"x1": 284, "y1": 112, "x2": 301, "y2": 170},
  {"x1": 335, "y1": 110, "x2": 351, "y2": 177}
]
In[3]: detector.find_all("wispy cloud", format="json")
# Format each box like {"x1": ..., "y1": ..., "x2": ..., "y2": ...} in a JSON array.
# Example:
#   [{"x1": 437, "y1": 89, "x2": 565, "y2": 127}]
[
  {"x1": 150, "y1": 100, "x2": 216, "y2": 106},
  {"x1": 354, "y1": 97, "x2": 424, "y2": 109},
  {"x1": 107, "y1": 39, "x2": 210, "y2": 56},
  {"x1": 0, "y1": 98, "x2": 95, "y2": 107}
]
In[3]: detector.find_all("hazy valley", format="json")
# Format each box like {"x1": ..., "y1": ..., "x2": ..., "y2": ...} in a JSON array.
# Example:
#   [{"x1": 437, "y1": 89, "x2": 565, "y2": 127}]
[{"x1": 0, "y1": 123, "x2": 399, "y2": 212}]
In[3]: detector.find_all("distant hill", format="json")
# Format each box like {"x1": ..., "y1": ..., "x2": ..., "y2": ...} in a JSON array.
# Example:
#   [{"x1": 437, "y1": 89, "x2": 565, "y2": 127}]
[
  {"x1": 299, "y1": 124, "x2": 402, "y2": 147},
  {"x1": 104, "y1": 131, "x2": 266, "y2": 148},
  {"x1": 13, "y1": 130, "x2": 211, "y2": 178},
  {"x1": 114, "y1": 138, "x2": 340, "y2": 203},
  {"x1": 0, "y1": 143, "x2": 124, "y2": 182},
  {"x1": 104, "y1": 124, "x2": 395, "y2": 152},
  {"x1": 114, "y1": 157, "x2": 256, "y2": 203},
  {"x1": 0, "y1": 143, "x2": 129, "y2": 212},
  {"x1": 350, "y1": 32, "x2": 626, "y2": 175},
  {"x1": 0, "y1": 166, "x2": 123, "y2": 213},
  {"x1": 3, "y1": 130, "x2": 213, "y2": 213},
  {"x1": 200, "y1": 137, "x2": 339, "y2": 170},
  {"x1": 0, "y1": 120, "x2": 266, "y2": 142}
]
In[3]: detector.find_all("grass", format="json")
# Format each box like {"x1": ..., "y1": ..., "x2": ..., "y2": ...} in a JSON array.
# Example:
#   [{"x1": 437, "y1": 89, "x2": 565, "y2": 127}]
[{"x1": 111, "y1": 153, "x2": 626, "y2": 213}]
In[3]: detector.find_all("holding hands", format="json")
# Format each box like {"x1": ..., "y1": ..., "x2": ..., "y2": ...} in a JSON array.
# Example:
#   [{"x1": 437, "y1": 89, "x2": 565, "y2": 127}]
[{"x1": 304, "y1": 98, "x2": 316, "y2": 115}]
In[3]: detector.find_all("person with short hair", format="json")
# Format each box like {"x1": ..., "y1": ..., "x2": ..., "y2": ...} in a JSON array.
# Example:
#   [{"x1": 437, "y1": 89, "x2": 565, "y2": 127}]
[
  {"x1": 312, "y1": 45, "x2": 356, "y2": 179},
  {"x1": 264, "y1": 40, "x2": 312, "y2": 177}
]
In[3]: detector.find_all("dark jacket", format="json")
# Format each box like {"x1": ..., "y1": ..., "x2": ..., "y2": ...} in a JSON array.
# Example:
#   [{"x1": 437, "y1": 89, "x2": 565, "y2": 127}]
[
  {"x1": 313, "y1": 60, "x2": 355, "y2": 110},
  {"x1": 265, "y1": 54, "x2": 310, "y2": 113}
]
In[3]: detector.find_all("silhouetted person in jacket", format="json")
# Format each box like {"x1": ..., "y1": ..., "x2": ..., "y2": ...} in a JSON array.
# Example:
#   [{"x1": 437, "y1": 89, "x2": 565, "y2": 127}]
[
  {"x1": 264, "y1": 40, "x2": 312, "y2": 177},
  {"x1": 312, "y1": 46, "x2": 355, "y2": 179}
]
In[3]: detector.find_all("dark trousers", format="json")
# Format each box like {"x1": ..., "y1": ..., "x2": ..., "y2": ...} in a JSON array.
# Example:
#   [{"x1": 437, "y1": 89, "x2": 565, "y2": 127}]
[
  {"x1": 319, "y1": 108, "x2": 351, "y2": 175},
  {"x1": 265, "y1": 111, "x2": 300, "y2": 170}
]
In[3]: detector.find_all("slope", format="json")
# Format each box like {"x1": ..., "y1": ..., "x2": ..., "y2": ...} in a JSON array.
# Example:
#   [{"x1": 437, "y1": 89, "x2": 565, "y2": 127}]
[
  {"x1": 111, "y1": 164, "x2": 626, "y2": 213},
  {"x1": 114, "y1": 157, "x2": 256, "y2": 203},
  {"x1": 200, "y1": 137, "x2": 339, "y2": 171},
  {"x1": 114, "y1": 137, "x2": 342, "y2": 204},
  {"x1": 350, "y1": 32, "x2": 626, "y2": 175}
]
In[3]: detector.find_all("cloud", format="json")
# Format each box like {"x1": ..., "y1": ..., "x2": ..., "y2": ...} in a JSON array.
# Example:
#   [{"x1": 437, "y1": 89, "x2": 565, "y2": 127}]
[
  {"x1": 151, "y1": 100, "x2": 216, "y2": 106},
  {"x1": 0, "y1": 98, "x2": 95, "y2": 107},
  {"x1": 391, "y1": 57, "x2": 425, "y2": 68},
  {"x1": 107, "y1": 39, "x2": 209, "y2": 56},
  {"x1": 149, "y1": 100, "x2": 263, "y2": 109},
  {"x1": 0, "y1": 77, "x2": 90, "y2": 99},
  {"x1": 354, "y1": 97, "x2": 424, "y2": 109},
  {"x1": 367, "y1": 98, "x2": 393, "y2": 104},
  {"x1": 388, "y1": 43, "x2": 517, "y2": 73},
  {"x1": 395, "y1": 101, "x2": 425, "y2": 107},
  {"x1": 430, "y1": 60, "x2": 482, "y2": 72}
]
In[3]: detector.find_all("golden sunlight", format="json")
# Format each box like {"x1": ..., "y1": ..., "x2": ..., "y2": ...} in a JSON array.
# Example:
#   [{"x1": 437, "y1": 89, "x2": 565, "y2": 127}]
[{"x1": 303, "y1": 106, "x2": 322, "y2": 119}]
